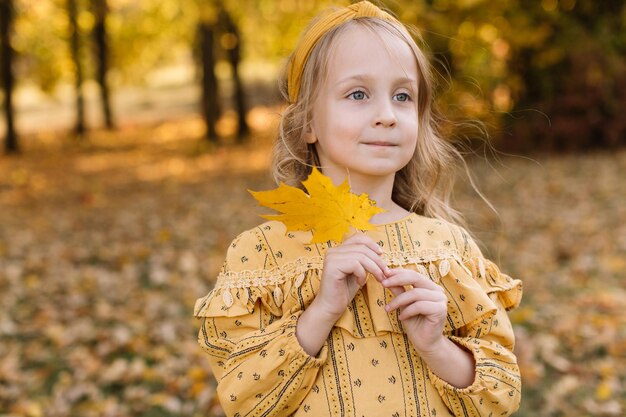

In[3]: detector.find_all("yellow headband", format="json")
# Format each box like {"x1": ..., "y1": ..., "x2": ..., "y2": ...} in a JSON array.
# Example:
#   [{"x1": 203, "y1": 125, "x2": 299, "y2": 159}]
[{"x1": 287, "y1": 1, "x2": 400, "y2": 103}]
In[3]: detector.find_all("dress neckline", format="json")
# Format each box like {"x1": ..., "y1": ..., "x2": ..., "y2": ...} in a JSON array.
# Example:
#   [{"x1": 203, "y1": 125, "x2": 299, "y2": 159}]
[{"x1": 371, "y1": 212, "x2": 418, "y2": 227}]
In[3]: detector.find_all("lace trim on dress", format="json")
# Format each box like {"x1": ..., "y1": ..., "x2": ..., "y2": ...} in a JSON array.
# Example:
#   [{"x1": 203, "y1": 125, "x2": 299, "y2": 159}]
[
  {"x1": 214, "y1": 247, "x2": 465, "y2": 290},
  {"x1": 196, "y1": 248, "x2": 521, "y2": 338},
  {"x1": 215, "y1": 256, "x2": 324, "y2": 290}
]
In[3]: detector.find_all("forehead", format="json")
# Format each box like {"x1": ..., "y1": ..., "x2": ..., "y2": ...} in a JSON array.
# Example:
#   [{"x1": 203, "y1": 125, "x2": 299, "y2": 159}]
[{"x1": 326, "y1": 23, "x2": 418, "y2": 80}]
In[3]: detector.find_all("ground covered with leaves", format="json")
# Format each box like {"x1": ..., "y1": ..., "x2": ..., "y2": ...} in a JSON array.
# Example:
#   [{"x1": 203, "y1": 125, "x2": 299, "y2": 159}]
[{"x1": 1, "y1": 118, "x2": 624, "y2": 416}]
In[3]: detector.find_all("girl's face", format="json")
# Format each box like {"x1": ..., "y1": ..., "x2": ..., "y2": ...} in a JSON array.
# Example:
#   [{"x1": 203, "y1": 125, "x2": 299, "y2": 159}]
[{"x1": 306, "y1": 24, "x2": 419, "y2": 188}]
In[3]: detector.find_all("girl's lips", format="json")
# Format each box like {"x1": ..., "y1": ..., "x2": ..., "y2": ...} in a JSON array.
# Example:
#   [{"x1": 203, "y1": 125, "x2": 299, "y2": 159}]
[{"x1": 363, "y1": 141, "x2": 397, "y2": 146}]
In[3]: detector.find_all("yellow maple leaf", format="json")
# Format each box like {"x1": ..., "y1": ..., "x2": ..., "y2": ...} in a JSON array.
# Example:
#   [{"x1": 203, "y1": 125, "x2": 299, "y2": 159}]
[{"x1": 249, "y1": 167, "x2": 385, "y2": 243}]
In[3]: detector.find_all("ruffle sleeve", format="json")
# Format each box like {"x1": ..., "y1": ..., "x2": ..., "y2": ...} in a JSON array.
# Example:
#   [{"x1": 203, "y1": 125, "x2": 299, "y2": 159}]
[
  {"x1": 193, "y1": 226, "x2": 327, "y2": 416},
  {"x1": 424, "y1": 224, "x2": 522, "y2": 416},
  {"x1": 439, "y1": 254, "x2": 522, "y2": 337}
]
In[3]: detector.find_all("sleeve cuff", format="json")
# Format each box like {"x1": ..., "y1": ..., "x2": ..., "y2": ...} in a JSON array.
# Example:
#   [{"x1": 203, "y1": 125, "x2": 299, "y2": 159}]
[
  {"x1": 285, "y1": 313, "x2": 328, "y2": 366},
  {"x1": 427, "y1": 335, "x2": 488, "y2": 396}
]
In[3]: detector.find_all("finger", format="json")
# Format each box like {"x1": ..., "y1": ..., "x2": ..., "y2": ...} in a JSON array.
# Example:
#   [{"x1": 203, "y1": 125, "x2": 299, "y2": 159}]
[
  {"x1": 355, "y1": 271, "x2": 368, "y2": 287},
  {"x1": 385, "y1": 285, "x2": 404, "y2": 297},
  {"x1": 397, "y1": 301, "x2": 448, "y2": 321},
  {"x1": 348, "y1": 260, "x2": 375, "y2": 288},
  {"x1": 345, "y1": 253, "x2": 386, "y2": 281},
  {"x1": 332, "y1": 244, "x2": 386, "y2": 272},
  {"x1": 341, "y1": 233, "x2": 384, "y2": 255},
  {"x1": 329, "y1": 252, "x2": 384, "y2": 284},
  {"x1": 385, "y1": 267, "x2": 429, "y2": 280},
  {"x1": 340, "y1": 258, "x2": 367, "y2": 284},
  {"x1": 330, "y1": 246, "x2": 390, "y2": 278},
  {"x1": 385, "y1": 288, "x2": 446, "y2": 312},
  {"x1": 383, "y1": 269, "x2": 442, "y2": 291}
]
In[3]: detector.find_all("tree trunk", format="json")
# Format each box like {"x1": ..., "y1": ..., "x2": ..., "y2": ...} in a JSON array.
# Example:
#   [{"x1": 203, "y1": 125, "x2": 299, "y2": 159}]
[
  {"x1": 198, "y1": 21, "x2": 220, "y2": 142},
  {"x1": 220, "y1": 8, "x2": 249, "y2": 141},
  {"x1": 68, "y1": 0, "x2": 86, "y2": 136},
  {"x1": 91, "y1": 0, "x2": 113, "y2": 129},
  {"x1": 0, "y1": 0, "x2": 18, "y2": 154}
]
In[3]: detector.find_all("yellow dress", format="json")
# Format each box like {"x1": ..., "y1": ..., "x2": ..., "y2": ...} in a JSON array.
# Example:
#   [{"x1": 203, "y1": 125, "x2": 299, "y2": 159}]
[{"x1": 194, "y1": 213, "x2": 522, "y2": 417}]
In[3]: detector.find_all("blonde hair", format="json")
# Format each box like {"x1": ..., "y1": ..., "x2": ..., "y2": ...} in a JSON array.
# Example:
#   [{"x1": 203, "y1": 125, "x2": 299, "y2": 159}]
[{"x1": 272, "y1": 15, "x2": 475, "y2": 227}]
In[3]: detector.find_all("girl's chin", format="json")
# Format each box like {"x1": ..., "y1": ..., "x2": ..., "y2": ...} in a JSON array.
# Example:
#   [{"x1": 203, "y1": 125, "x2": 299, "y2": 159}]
[{"x1": 342, "y1": 168, "x2": 401, "y2": 180}]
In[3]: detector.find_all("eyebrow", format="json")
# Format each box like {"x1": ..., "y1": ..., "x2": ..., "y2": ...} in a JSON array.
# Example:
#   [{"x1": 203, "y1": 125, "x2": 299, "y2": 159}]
[{"x1": 336, "y1": 74, "x2": 418, "y2": 86}]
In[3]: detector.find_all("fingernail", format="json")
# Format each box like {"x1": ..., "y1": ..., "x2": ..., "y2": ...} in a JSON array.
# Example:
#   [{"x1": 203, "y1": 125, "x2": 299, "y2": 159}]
[{"x1": 384, "y1": 305, "x2": 390, "y2": 312}]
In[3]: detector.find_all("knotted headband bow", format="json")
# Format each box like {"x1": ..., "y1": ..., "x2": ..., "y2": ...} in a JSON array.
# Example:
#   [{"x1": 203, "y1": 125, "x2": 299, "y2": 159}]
[{"x1": 287, "y1": 1, "x2": 400, "y2": 103}]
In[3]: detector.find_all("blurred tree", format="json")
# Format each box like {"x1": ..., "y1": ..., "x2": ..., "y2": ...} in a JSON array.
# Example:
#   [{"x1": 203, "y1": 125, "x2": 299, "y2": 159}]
[
  {"x1": 198, "y1": 22, "x2": 219, "y2": 142},
  {"x1": 0, "y1": 0, "x2": 18, "y2": 154},
  {"x1": 219, "y1": 6, "x2": 249, "y2": 141},
  {"x1": 91, "y1": 0, "x2": 114, "y2": 129},
  {"x1": 196, "y1": 0, "x2": 223, "y2": 143},
  {"x1": 503, "y1": 0, "x2": 626, "y2": 151},
  {"x1": 68, "y1": 0, "x2": 85, "y2": 136}
]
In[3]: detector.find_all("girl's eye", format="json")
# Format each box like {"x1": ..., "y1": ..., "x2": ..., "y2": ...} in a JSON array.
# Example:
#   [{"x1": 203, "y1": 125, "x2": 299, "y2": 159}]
[
  {"x1": 348, "y1": 90, "x2": 367, "y2": 100},
  {"x1": 394, "y1": 92, "x2": 411, "y2": 102}
]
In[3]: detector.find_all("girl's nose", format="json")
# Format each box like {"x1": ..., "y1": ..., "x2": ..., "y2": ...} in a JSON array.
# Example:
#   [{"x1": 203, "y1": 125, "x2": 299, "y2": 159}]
[{"x1": 373, "y1": 99, "x2": 397, "y2": 127}]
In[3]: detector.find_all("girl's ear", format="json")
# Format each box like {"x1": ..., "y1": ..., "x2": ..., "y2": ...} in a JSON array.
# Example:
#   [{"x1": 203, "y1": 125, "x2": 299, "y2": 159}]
[{"x1": 304, "y1": 122, "x2": 317, "y2": 144}]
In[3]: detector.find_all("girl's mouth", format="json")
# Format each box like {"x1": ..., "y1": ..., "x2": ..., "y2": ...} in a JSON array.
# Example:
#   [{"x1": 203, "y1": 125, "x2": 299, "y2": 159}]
[{"x1": 363, "y1": 141, "x2": 396, "y2": 146}]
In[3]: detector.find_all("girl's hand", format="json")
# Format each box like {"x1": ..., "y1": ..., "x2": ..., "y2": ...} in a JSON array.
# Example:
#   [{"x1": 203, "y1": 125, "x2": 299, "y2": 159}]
[
  {"x1": 313, "y1": 233, "x2": 389, "y2": 319},
  {"x1": 382, "y1": 268, "x2": 448, "y2": 354}
]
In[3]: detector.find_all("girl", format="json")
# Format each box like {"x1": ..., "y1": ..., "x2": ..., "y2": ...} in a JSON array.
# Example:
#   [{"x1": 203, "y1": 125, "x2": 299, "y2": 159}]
[{"x1": 194, "y1": 1, "x2": 522, "y2": 416}]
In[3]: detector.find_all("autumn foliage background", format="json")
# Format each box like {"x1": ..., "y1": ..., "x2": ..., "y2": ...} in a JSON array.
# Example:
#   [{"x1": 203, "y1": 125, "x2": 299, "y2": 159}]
[{"x1": 1, "y1": 0, "x2": 625, "y2": 416}]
